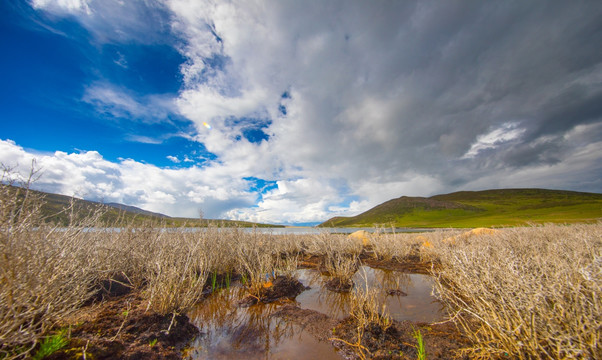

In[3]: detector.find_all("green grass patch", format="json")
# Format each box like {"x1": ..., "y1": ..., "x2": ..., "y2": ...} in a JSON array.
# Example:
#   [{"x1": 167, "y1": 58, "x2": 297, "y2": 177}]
[{"x1": 33, "y1": 330, "x2": 68, "y2": 360}]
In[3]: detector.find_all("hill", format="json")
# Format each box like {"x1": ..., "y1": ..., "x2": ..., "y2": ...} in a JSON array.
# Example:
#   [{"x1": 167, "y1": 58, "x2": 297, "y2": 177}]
[
  {"x1": 8, "y1": 185, "x2": 281, "y2": 228},
  {"x1": 319, "y1": 188, "x2": 602, "y2": 228}
]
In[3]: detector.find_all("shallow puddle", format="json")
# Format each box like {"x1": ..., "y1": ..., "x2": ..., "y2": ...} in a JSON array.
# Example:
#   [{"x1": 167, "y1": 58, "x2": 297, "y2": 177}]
[
  {"x1": 186, "y1": 287, "x2": 341, "y2": 359},
  {"x1": 187, "y1": 266, "x2": 442, "y2": 359},
  {"x1": 295, "y1": 266, "x2": 443, "y2": 323}
]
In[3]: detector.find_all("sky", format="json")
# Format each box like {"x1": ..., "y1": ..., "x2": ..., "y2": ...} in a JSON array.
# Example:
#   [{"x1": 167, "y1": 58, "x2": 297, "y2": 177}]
[{"x1": 1, "y1": 1, "x2": 601, "y2": 225}]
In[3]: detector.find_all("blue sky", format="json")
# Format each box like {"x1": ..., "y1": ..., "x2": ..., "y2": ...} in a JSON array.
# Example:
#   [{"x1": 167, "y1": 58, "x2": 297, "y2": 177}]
[{"x1": 1, "y1": 1, "x2": 601, "y2": 225}]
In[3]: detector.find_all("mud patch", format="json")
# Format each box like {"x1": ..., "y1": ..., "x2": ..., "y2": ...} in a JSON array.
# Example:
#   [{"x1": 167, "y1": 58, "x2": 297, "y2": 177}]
[
  {"x1": 261, "y1": 275, "x2": 307, "y2": 302},
  {"x1": 238, "y1": 275, "x2": 307, "y2": 307},
  {"x1": 332, "y1": 318, "x2": 470, "y2": 360},
  {"x1": 47, "y1": 293, "x2": 199, "y2": 360},
  {"x1": 362, "y1": 255, "x2": 433, "y2": 275}
]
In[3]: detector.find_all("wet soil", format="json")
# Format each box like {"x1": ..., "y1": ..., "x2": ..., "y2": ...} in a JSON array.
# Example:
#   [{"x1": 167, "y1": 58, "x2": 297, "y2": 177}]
[
  {"x1": 272, "y1": 303, "x2": 469, "y2": 360},
  {"x1": 238, "y1": 275, "x2": 307, "y2": 306},
  {"x1": 299, "y1": 252, "x2": 433, "y2": 275},
  {"x1": 332, "y1": 317, "x2": 470, "y2": 360},
  {"x1": 47, "y1": 293, "x2": 199, "y2": 360}
]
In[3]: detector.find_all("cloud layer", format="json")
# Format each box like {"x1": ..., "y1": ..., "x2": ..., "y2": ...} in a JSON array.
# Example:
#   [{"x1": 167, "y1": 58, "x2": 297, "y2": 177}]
[{"x1": 3, "y1": 0, "x2": 601, "y2": 224}]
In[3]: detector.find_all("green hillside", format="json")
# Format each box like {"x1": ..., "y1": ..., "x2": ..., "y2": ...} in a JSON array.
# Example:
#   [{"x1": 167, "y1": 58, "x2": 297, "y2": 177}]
[
  {"x1": 8, "y1": 186, "x2": 281, "y2": 228},
  {"x1": 319, "y1": 188, "x2": 602, "y2": 228}
]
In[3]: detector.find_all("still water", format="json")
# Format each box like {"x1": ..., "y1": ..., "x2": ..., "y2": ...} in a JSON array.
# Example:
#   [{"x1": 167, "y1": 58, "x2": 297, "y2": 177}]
[{"x1": 186, "y1": 267, "x2": 443, "y2": 359}]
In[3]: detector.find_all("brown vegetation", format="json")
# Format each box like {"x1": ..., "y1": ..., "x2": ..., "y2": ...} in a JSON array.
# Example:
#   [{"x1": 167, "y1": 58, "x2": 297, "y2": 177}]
[
  {"x1": 1, "y1": 165, "x2": 600, "y2": 359},
  {"x1": 429, "y1": 224, "x2": 602, "y2": 359}
]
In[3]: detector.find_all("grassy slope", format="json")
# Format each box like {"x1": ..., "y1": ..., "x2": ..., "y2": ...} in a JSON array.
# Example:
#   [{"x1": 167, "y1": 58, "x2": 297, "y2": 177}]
[
  {"x1": 319, "y1": 188, "x2": 602, "y2": 228},
  {"x1": 18, "y1": 186, "x2": 282, "y2": 228}
]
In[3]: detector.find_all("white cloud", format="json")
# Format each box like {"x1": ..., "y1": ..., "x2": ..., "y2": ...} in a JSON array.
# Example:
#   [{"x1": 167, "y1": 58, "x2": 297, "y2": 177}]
[
  {"x1": 166, "y1": 155, "x2": 180, "y2": 163},
  {"x1": 32, "y1": 0, "x2": 172, "y2": 44},
  {"x1": 32, "y1": 0, "x2": 92, "y2": 15},
  {"x1": 0, "y1": 139, "x2": 257, "y2": 219},
  {"x1": 463, "y1": 123, "x2": 526, "y2": 159},
  {"x1": 83, "y1": 83, "x2": 176, "y2": 123}
]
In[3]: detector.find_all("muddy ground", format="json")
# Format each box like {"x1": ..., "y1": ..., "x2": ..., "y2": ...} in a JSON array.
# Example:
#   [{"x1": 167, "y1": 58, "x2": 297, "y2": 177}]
[
  {"x1": 46, "y1": 293, "x2": 198, "y2": 360},
  {"x1": 44, "y1": 253, "x2": 467, "y2": 359}
]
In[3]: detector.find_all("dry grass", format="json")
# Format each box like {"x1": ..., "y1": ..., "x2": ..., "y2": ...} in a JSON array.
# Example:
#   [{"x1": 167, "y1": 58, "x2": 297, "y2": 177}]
[
  {"x1": 307, "y1": 233, "x2": 361, "y2": 290},
  {"x1": 0, "y1": 167, "x2": 99, "y2": 357},
  {"x1": 144, "y1": 231, "x2": 208, "y2": 315},
  {"x1": 349, "y1": 272, "x2": 392, "y2": 333},
  {"x1": 337, "y1": 271, "x2": 392, "y2": 360},
  {"x1": 429, "y1": 224, "x2": 602, "y2": 359},
  {"x1": 370, "y1": 231, "x2": 428, "y2": 261}
]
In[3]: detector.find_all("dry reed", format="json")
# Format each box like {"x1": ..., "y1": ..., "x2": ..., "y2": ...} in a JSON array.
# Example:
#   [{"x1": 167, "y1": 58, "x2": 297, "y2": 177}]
[{"x1": 430, "y1": 224, "x2": 602, "y2": 359}]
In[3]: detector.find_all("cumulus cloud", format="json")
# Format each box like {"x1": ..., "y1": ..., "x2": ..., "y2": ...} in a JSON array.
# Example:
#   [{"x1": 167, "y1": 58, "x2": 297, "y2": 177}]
[
  {"x1": 0, "y1": 139, "x2": 255, "y2": 219},
  {"x1": 18, "y1": 0, "x2": 602, "y2": 224}
]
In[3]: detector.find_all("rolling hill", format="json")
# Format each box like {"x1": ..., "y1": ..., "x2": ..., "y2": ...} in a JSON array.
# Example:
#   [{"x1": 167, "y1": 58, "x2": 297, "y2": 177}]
[{"x1": 319, "y1": 188, "x2": 602, "y2": 228}]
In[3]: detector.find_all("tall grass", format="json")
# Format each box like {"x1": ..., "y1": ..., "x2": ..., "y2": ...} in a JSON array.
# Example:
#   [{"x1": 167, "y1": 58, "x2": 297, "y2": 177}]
[
  {"x1": 349, "y1": 279, "x2": 391, "y2": 333},
  {"x1": 430, "y1": 224, "x2": 602, "y2": 359},
  {"x1": 0, "y1": 167, "x2": 100, "y2": 357},
  {"x1": 144, "y1": 231, "x2": 208, "y2": 315}
]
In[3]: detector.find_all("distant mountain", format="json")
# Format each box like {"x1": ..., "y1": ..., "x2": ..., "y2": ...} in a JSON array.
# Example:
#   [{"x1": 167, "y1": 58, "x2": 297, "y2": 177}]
[
  {"x1": 319, "y1": 188, "x2": 602, "y2": 228},
  {"x1": 7, "y1": 185, "x2": 282, "y2": 228}
]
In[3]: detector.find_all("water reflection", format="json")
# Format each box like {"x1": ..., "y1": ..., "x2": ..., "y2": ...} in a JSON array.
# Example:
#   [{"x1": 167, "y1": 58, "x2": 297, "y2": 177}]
[
  {"x1": 295, "y1": 267, "x2": 443, "y2": 323},
  {"x1": 187, "y1": 267, "x2": 443, "y2": 359},
  {"x1": 187, "y1": 287, "x2": 341, "y2": 359}
]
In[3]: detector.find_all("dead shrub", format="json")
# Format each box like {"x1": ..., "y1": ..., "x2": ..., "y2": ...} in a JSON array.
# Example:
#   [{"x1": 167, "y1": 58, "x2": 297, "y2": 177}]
[{"x1": 431, "y1": 223, "x2": 602, "y2": 359}]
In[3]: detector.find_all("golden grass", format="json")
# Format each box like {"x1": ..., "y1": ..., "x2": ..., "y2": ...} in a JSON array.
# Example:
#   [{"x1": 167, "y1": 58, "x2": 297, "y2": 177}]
[{"x1": 349, "y1": 271, "x2": 392, "y2": 332}]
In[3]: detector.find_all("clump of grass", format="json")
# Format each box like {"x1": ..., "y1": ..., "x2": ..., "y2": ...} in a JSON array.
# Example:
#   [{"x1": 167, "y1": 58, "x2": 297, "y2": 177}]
[
  {"x1": 370, "y1": 231, "x2": 424, "y2": 262},
  {"x1": 323, "y1": 252, "x2": 359, "y2": 292},
  {"x1": 431, "y1": 223, "x2": 602, "y2": 359},
  {"x1": 235, "y1": 230, "x2": 279, "y2": 297},
  {"x1": 32, "y1": 330, "x2": 68, "y2": 360},
  {"x1": 349, "y1": 274, "x2": 392, "y2": 333},
  {"x1": 307, "y1": 232, "x2": 361, "y2": 291},
  {"x1": 412, "y1": 326, "x2": 426, "y2": 360},
  {"x1": 144, "y1": 231, "x2": 208, "y2": 315},
  {"x1": 333, "y1": 273, "x2": 392, "y2": 360}
]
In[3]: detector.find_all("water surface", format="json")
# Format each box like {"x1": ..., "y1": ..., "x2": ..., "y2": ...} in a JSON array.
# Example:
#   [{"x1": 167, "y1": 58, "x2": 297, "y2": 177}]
[
  {"x1": 187, "y1": 266, "x2": 442, "y2": 359},
  {"x1": 295, "y1": 267, "x2": 443, "y2": 323}
]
